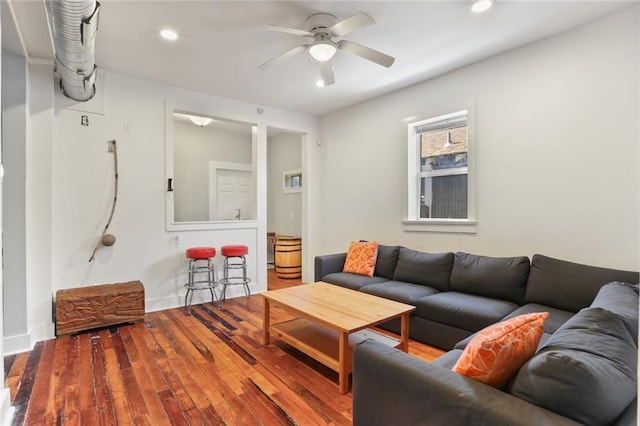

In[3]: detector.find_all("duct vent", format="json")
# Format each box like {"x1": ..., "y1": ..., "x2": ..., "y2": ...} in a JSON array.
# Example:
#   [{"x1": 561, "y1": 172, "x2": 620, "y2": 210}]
[{"x1": 46, "y1": 0, "x2": 101, "y2": 102}]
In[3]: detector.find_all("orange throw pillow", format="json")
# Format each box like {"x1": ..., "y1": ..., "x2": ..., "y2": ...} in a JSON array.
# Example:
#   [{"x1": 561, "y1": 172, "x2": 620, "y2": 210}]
[
  {"x1": 452, "y1": 312, "x2": 549, "y2": 388},
  {"x1": 343, "y1": 241, "x2": 379, "y2": 277}
]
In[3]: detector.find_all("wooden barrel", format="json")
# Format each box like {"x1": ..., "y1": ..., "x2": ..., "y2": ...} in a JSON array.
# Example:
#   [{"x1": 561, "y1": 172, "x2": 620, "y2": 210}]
[{"x1": 275, "y1": 237, "x2": 302, "y2": 279}]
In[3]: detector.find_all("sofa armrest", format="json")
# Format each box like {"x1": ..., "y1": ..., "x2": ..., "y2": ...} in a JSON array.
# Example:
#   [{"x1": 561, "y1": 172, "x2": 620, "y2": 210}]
[
  {"x1": 314, "y1": 253, "x2": 346, "y2": 282},
  {"x1": 353, "y1": 339, "x2": 580, "y2": 426}
]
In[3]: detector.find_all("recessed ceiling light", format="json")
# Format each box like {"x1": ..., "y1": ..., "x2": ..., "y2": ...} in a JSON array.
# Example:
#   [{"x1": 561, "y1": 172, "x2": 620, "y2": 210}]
[
  {"x1": 316, "y1": 79, "x2": 326, "y2": 87},
  {"x1": 160, "y1": 29, "x2": 178, "y2": 41},
  {"x1": 471, "y1": 0, "x2": 493, "y2": 13}
]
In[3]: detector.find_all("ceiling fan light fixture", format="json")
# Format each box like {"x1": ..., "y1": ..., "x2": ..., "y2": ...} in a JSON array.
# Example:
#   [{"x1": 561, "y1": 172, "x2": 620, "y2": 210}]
[
  {"x1": 188, "y1": 115, "x2": 213, "y2": 127},
  {"x1": 471, "y1": 0, "x2": 493, "y2": 13},
  {"x1": 309, "y1": 42, "x2": 337, "y2": 62}
]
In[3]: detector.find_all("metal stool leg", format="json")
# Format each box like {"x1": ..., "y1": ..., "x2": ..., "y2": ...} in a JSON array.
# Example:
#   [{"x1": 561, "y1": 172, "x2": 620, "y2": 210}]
[
  {"x1": 241, "y1": 255, "x2": 251, "y2": 297},
  {"x1": 185, "y1": 258, "x2": 195, "y2": 308},
  {"x1": 208, "y1": 259, "x2": 216, "y2": 304},
  {"x1": 185, "y1": 257, "x2": 217, "y2": 309},
  {"x1": 219, "y1": 252, "x2": 251, "y2": 301},
  {"x1": 221, "y1": 257, "x2": 229, "y2": 301}
]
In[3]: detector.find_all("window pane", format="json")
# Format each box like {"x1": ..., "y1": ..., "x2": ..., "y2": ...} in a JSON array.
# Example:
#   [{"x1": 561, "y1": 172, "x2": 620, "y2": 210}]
[
  {"x1": 420, "y1": 126, "x2": 468, "y2": 168},
  {"x1": 418, "y1": 124, "x2": 468, "y2": 219}
]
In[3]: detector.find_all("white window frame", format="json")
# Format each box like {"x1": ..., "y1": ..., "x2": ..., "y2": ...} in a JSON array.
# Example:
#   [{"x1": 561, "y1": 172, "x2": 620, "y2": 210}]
[{"x1": 403, "y1": 107, "x2": 477, "y2": 233}]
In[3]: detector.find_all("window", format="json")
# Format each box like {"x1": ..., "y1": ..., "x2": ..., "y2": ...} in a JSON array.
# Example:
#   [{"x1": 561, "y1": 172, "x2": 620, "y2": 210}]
[
  {"x1": 405, "y1": 109, "x2": 476, "y2": 233},
  {"x1": 283, "y1": 168, "x2": 302, "y2": 193}
]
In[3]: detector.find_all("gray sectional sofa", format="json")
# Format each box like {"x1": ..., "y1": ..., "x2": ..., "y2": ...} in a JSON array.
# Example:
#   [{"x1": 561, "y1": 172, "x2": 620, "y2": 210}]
[{"x1": 314, "y1": 245, "x2": 639, "y2": 425}]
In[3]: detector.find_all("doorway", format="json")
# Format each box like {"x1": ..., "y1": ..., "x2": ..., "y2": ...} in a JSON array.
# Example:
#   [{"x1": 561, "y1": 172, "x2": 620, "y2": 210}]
[{"x1": 266, "y1": 128, "x2": 304, "y2": 289}]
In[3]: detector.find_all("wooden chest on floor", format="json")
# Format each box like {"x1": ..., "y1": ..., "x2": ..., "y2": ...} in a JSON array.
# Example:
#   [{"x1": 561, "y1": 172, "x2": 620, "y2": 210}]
[{"x1": 55, "y1": 281, "x2": 145, "y2": 337}]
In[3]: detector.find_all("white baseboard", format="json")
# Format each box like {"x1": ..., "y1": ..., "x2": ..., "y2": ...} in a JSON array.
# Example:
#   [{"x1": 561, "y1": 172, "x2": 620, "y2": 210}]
[
  {"x1": 30, "y1": 323, "x2": 54, "y2": 347},
  {"x1": 4, "y1": 321, "x2": 55, "y2": 356},
  {"x1": 146, "y1": 283, "x2": 263, "y2": 313},
  {"x1": 3, "y1": 332, "x2": 32, "y2": 356},
  {"x1": 0, "y1": 388, "x2": 14, "y2": 425}
]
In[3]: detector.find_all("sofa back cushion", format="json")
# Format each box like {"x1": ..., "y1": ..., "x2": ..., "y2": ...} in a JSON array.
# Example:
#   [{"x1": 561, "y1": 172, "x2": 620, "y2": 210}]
[
  {"x1": 590, "y1": 281, "x2": 639, "y2": 345},
  {"x1": 392, "y1": 248, "x2": 453, "y2": 291},
  {"x1": 373, "y1": 245, "x2": 401, "y2": 280},
  {"x1": 525, "y1": 254, "x2": 640, "y2": 313},
  {"x1": 509, "y1": 307, "x2": 637, "y2": 426},
  {"x1": 449, "y1": 252, "x2": 530, "y2": 305}
]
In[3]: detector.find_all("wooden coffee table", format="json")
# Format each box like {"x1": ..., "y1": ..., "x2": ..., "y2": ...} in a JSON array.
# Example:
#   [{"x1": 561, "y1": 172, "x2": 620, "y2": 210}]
[{"x1": 262, "y1": 282, "x2": 415, "y2": 393}]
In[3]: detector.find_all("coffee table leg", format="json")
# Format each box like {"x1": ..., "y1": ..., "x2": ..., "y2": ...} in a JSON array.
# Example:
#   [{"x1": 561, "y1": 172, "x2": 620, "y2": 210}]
[
  {"x1": 338, "y1": 331, "x2": 349, "y2": 394},
  {"x1": 263, "y1": 298, "x2": 270, "y2": 345},
  {"x1": 400, "y1": 313, "x2": 409, "y2": 352}
]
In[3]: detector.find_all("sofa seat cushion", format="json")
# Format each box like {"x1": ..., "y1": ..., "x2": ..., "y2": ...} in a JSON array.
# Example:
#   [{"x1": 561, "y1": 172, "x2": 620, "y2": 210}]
[
  {"x1": 454, "y1": 303, "x2": 571, "y2": 351},
  {"x1": 503, "y1": 303, "x2": 574, "y2": 335},
  {"x1": 392, "y1": 248, "x2": 454, "y2": 291},
  {"x1": 415, "y1": 292, "x2": 519, "y2": 332},
  {"x1": 524, "y1": 254, "x2": 639, "y2": 313},
  {"x1": 510, "y1": 307, "x2": 637, "y2": 426},
  {"x1": 590, "y1": 281, "x2": 639, "y2": 344},
  {"x1": 450, "y1": 252, "x2": 530, "y2": 305},
  {"x1": 321, "y1": 273, "x2": 388, "y2": 291},
  {"x1": 360, "y1": 280, "x2": 439, "y2": 305}
]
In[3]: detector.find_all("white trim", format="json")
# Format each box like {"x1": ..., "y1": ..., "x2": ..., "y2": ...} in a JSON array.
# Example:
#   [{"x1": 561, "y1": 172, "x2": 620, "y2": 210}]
[
  {"x1": 167, "y1": 220, "x2": 258, "y2": 232},
  {"x1": 145, "y1": 285, "x2": 263, "y2": 313},
  {"x1": 165, "y1": 101, "x2": 260, "y2": 231},
  {"x1": 402, "y1": 219, "x2": 477, "y2": 234},
  {"x1": 404, "y1": 103, "x2": 477, "y2": 232},
  {"x1": 0, "y1": 388, "x2": 14, "y2": 426},
  {"x1": 420, "y1": 166, "x2": 468, "y2": 178},
  {"x1": 3, "y1": 332, "x2": 32, "y2": 355}
]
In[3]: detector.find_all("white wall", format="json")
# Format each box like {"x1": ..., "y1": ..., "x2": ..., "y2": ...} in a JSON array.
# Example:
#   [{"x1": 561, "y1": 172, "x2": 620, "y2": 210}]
[
  {"x1": 26, "y1": 63, "x2": 55, "y2": 348},
  {"x1": 11, "y1": 69, "x2": 318, "y2": 353},
  {"x1": 1, "y1": 50, "x2": 27, "y2": 341},
  {"x1": 267, "y1": 132, "x2": 302, "y2": 237},
  {"x1": 173, "y1": 123, "x2": 251, "y2": 221},
  {"x1": 318, "y1": 7, "x2": 639, "y2": 271}
]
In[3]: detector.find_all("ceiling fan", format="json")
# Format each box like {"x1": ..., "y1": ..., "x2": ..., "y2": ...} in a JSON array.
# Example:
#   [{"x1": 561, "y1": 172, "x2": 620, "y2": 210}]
[{"x1": 258, "y1": 12, "x2": 395, "y2": 86}]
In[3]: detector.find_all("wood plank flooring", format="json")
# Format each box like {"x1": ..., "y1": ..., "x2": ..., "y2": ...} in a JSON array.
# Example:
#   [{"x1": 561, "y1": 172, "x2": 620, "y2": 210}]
[{"x1": 4, "y1": 271, "x2": 444, "y2": 425}]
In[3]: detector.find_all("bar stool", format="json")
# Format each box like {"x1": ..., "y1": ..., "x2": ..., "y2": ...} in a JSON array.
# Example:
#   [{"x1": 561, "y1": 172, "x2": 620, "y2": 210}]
[
  {"x1": 219, "y1": 244, "x2": 251, "y2": 300},
  {"x1": 184, "y1": 247, "x2": 217, "y2": 308}
]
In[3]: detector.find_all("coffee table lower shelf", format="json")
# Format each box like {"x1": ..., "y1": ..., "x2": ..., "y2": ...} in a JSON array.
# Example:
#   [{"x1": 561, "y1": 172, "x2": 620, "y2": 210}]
[{"x1": 270, "y1": 318, "x2": 400, "y2": 374}]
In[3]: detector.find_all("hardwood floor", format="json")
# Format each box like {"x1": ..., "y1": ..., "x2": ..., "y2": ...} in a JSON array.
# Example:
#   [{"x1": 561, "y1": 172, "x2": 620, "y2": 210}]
[{"x1": 4, "y1": 270, "x2": 444, "y2": 425}]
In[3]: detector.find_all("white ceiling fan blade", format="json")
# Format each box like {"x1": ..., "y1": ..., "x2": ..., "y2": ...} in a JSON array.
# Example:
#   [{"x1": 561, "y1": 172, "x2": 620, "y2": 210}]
[
  {"x1": 319, "y1": 59, "x2": 335, "y2": 86},
  {"x1": 258, "y1": 45, "x2": 309, "y2": 70},
  {"x1": 263, "y1": 24, "x2": 313, "y2": 38},
  {"x1": 338, "y1": 40, "x2": 395, "y2": 68},
  {"x1": 329, "y1": 12, "x2": 375, "y2": 37}
]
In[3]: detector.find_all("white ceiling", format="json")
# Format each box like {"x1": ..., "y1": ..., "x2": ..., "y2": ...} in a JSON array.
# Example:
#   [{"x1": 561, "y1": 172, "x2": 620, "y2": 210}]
[{"x1": 5, "y1": 0, "x2": 635, "y2": 116}]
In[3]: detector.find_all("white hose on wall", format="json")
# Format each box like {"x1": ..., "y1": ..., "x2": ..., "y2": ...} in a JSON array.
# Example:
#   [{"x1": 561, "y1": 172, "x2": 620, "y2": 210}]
[{"x1": 46, "y1": 0, "x2": 100, "y2": 102}]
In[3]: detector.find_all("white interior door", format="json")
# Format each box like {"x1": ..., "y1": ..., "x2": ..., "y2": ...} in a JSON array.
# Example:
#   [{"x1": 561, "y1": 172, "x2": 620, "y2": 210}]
[
  {"x1": 209, "y1": 162, "x2": 254, "y2": 220},
  {"x1": 216, "y1": 169, "x2": 252, "y2": 220}
]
